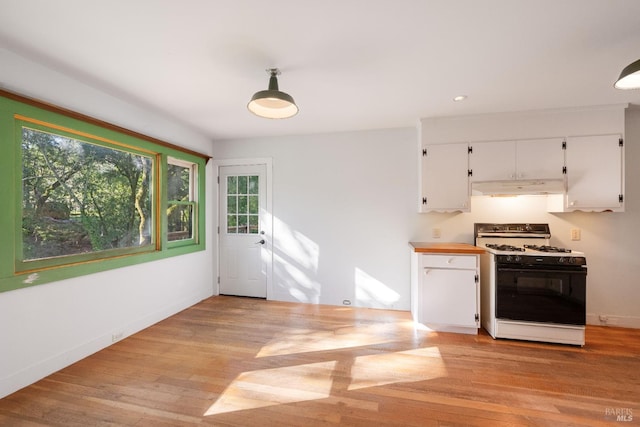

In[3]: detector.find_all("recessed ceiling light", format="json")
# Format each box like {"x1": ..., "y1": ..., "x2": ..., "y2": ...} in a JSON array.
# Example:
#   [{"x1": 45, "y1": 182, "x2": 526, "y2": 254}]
[{"x1": 453, "y1": 95, "x2": 467, "y2": 102}]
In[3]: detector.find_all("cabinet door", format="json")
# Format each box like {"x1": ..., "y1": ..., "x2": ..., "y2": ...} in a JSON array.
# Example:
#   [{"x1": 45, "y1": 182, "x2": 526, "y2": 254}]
[
  {"x1": 565, "y1": 134, "x2": 623, "y2": 211},
  {"x1": 516, "y1": 138, "x2": 565, "y2": 180},
  {"x1": 469, "y1": 141, "x2": 516, "y2": 181},
  {"x1": 418, "y1": 268, "x2": 478, "y2": 328},
  {"x1": 421, "y1": 143, "x2": 469, "y2": 212}
]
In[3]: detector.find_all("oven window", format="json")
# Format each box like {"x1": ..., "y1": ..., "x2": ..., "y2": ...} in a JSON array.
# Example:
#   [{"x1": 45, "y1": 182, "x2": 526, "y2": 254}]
[{"x1": 496, "y1": 267, "x2": 586, "y2": 325}]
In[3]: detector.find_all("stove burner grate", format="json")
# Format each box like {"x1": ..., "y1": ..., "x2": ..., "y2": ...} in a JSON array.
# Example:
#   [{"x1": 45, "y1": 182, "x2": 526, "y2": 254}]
[
  {"x1": 485, "y1": 244, "x2": 525, "y2": 252},
  {"x1": 524, "y1": 245, "x2": 572, "y2": 253}
]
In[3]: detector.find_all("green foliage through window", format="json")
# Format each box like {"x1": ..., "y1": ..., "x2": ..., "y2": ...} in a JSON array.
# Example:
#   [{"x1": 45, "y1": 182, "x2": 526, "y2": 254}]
[{"x1": 21, "y1": 125, "x2": 154, "y2": 261}]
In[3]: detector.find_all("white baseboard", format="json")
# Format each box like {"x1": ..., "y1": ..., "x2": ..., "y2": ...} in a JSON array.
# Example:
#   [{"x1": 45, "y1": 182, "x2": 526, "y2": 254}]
[
  {"x1": 0, "y1": 291, "x2": 209, "y2": 399},
  {"x1": 587, "y1": 313, "x2": 640, "y2": 329}
]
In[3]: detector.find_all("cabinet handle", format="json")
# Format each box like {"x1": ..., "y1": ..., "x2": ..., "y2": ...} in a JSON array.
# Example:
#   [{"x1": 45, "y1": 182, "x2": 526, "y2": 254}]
[
  {"x1": 447, "y1": 258, "x2": 454, "y2": 264},
  {"x1": 423, "y1": 269, "x2": 431, "y2": 275}
]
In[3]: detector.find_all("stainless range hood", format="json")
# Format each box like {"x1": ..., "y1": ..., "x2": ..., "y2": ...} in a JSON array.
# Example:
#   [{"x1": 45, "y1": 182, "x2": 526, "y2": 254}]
[{"x1": 471, "y1": 179, "x2": 565, "y2": 196}]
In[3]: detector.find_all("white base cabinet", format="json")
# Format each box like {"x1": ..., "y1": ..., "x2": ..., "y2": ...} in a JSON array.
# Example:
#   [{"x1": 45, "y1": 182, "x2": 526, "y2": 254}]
[{"x1": 411, "y1": 252, "x2": 480, "y2": 334}]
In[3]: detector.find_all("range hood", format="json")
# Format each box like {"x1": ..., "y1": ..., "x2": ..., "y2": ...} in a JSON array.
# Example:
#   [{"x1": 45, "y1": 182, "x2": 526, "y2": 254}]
[{"x1": 471, "y1": 179, "x2": 565, "y2": 196}]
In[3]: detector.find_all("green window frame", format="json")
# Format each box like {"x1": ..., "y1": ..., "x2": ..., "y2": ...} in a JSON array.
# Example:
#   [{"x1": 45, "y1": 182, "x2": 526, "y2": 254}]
[
  {"x1": 167, "y1": 157, "x2": 198, "y2": 246},
  {"x1": 0, "y1": 89, "x2": 208, "y2": 293}
]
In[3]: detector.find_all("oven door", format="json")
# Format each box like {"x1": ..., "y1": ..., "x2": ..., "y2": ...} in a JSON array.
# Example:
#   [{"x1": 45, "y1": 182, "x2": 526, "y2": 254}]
[{"x1": 496, "y1": 264, "x2": 586, "y2": 325}]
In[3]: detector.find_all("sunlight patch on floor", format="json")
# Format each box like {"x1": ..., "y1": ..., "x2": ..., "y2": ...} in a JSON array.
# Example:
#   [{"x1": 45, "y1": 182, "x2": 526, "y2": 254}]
[
  {"x1": 204, "y1": 361, "x2": 336, "y2": 416},
  {"x1": 205, "y1": 346, "x2": 447, "y2": 416},
  {"x1": 255, "y1": 323, "x2": 402, "y2": 358},
  {"x1": 347, "y1": 347, "x2": 447, "y2": 390}
]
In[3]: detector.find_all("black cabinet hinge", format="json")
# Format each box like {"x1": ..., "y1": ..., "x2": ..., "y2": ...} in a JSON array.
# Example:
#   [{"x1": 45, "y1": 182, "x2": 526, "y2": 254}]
[
  {"x1": 422, "y1": 148, "x2": 427, "y2": 156},
  {"x1": 468, "y1": 169, "x2": 473, "y2": 177},
  {"x1": 562, "y1": 140, "x2": 566, "y2": 150},
  {"x1": 475, "y1": 313, "x2": 479, "y2": 322},
  {"x1": 562, "y1": 166, "x2": 567, "y2": 174},
  {"x1": 474, "y1": 274, "x2": 479, "y2": 283},
  {"x1": 619, "y1": 194, "x2": 624, "y2": 203},
  {"x1": 468, "y1": 146, "x2": 473, "y2": 154},
  {"x1": 619, "y1": 138, "x2": 624, "y2": 147},
  {"x1": 422, "y1": 197, "x2": 427, "y2": 205}
]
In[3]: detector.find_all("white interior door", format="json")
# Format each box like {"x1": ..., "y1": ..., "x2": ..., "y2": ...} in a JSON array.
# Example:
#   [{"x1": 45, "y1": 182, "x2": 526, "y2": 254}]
[{"x1": 219, "y1": 164, "x2": 269, "y2": 298}]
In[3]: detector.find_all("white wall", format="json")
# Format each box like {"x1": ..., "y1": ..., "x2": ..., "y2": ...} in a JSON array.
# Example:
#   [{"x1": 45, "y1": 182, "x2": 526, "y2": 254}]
[
  {"x1": 0, "y1": 49, "x2": 215, "y2": 398},
  {"x1": 212, "y1": 128, "x2": 419, "y2": 310}
]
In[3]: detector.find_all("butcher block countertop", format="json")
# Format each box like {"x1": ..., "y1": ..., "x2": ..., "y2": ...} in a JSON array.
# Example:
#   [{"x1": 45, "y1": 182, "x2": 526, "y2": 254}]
[{"x1": 409, "y1": 242, "x2": 486, "y2": 254}]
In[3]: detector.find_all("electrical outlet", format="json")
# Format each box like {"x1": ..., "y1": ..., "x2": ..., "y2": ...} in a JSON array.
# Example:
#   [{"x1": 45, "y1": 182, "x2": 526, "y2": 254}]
[
  {"x1": 432, "y1": 227, "x2": 442, "y2": 238},
  {"x1": 570, "y1": 228, "x2": 581, "y2": 241}
]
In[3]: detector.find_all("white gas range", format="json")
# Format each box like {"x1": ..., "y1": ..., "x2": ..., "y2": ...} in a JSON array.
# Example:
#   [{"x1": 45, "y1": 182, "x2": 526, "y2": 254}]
[{"x1": 475, "y1": 223, "x2": 587, "y2": 346}]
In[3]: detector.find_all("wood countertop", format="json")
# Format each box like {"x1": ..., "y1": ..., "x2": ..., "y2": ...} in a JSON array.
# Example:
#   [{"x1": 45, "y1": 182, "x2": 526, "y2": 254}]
[{"x1": 409, "y1": 242, "x2": 486, "y2": 254}]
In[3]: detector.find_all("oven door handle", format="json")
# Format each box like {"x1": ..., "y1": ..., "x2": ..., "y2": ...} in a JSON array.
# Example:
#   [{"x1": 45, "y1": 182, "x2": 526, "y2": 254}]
[{"x1": 497, "y1": 267, "x2": 586, "y2": 275}]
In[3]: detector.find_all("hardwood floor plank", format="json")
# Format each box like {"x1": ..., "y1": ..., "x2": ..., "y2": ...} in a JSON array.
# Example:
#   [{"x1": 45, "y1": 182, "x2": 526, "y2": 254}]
[{"x1": 1, "y1": 295, "x2": 639, "y2": 426}]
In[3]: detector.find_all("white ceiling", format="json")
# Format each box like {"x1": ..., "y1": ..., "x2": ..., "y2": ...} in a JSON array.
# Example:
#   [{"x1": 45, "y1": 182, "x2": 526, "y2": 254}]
[{"x1": 1, "y1": 0, "x2": 640, "y2": 142}]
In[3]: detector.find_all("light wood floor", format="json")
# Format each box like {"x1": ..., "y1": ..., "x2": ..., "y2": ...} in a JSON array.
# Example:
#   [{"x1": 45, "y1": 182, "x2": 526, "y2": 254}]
[{"x1": 1, "y1": 296, "x2": 638, "y2": 426}]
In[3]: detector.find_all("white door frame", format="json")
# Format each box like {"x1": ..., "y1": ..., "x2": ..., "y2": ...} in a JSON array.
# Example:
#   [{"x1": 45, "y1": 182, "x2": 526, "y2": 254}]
[{"x1": 214, "y1": 158, "x2": 273, "y2": 299}]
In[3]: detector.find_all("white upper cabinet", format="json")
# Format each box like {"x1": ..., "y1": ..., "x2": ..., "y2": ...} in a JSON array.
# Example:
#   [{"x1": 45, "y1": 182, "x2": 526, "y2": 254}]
[
  {"x1": 468, "y1": 140, "x2": 515, "y2": 182},
  {"x1": 469, "y1": 138, "x2": 565, "y2": 181},
  {"x1": 564, "y1": 134, "x2": 624, "y2": 212},
  {"x1": 420, "y1": 142, "x2": 469, "y2": 212},
  {"x1": 517, "y1": 138, "x2": 565, "y2": 180}
]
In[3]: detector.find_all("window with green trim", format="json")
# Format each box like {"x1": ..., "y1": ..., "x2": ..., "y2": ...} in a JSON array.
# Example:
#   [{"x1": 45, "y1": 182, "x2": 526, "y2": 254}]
[
  {"x1": 19, "y1": 120, "x2": 156, "y2": 269},
  {"x1": 0, "y1": 89, "x2": 208, "y2": 293},
  {"x1": 167, "y1": 157, "x2": 197, "y2": 243}
]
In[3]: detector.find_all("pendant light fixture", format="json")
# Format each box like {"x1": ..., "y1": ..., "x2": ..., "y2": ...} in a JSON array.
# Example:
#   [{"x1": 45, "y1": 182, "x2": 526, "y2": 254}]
[
  {"x1": 614, "y1": 58, "x2": 640, "y2": 90},
  {"x1": 248, "y1": 68, "x2": 299, "y2": 119}
]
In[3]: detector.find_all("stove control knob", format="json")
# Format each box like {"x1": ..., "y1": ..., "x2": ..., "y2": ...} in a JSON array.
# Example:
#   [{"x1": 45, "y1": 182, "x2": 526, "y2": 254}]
[
  {"x1": 514, "y1": 255, "x2": 521, "y2": 263},
  {"x1": 558, "y1": 257, "x2": 565, "y2": 264}
]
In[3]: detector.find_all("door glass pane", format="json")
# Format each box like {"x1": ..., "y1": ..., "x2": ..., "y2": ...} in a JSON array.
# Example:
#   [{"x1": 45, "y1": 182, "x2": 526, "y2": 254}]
[
  {"x1": 248, "y1": 175, "x2": 259, "y2": 194},
  {"x1": 237, "y1": 176, "x2": 247, "y2": 194},
  {"x1": 227, "y1": 176, "x2": 237, "y2": 194},
  {"x1": 249, "y1": 196, "x2": 259, "y2": 214},
  {"x1": 238, "y1": 196, "x2": 248, "y2": 214},
  {"x1": 249, "y1": 215, "x2": 259, "y2": 234},
  {"x1": 226, "y1": 174, "x2": 259, "y2": 234},
  {"x1": 238, "y1": 215, "x2": 248, "y2": 233},
  {"x1": 227, "y1": 196, "x2": 237, "y2": 214},
  {"x1": 227, "y1": 215, "x2": 237, "y2": 233}
]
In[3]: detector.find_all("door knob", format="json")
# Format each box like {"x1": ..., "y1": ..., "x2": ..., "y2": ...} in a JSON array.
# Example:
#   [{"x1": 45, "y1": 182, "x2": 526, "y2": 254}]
[{"x1": 255, "y1": 239, "x2": 266, "y2": 245}]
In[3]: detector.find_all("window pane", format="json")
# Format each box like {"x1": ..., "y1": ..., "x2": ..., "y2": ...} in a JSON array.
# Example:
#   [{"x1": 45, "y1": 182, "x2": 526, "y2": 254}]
[
  {"x1": 227, "y1": 196, "x2": 237, "y2": 214},
  {"x1": 237, "y1": 176, "x2": 248, "y2": 194},
  {"x1": 248, "y1": 215, "x2": 259, "y2": 234},
  {"x1": 227, "y1": 176, "x2": 237, "y2": 195},
  {"x1": 248, "y1": 196, "x2": 259, "y2": 214},
  {"x1": 21, "y1": 127, "x2": 154, "y2": 261},
  {"x1": 167, "y1": 204, "x2": 193, "y2": 241},
  {"x1": 167, "y1": 164, "x2": 190, "y2": 201},
  {"x1": 238, "y1": 196, "x2": 248, "y2": 214},
  {"x1": 248, "y1": 175, "x2": 259, "y2": 194},
  {"x1": 227, "y1": 215, "x2": 237, "y2": 233},
  {"x1": 238, "y1": 215, "x2": 248, "y2": 233}
]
